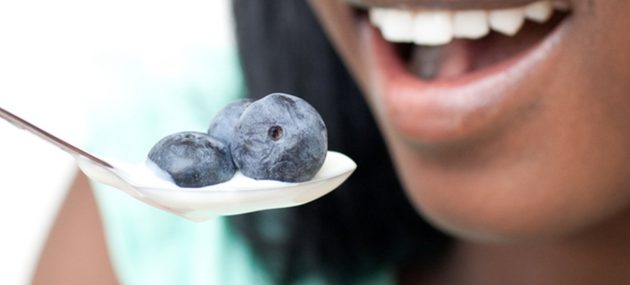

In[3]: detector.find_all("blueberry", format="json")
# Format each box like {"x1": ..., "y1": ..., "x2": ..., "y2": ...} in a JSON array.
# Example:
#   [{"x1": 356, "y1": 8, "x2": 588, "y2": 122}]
[
  {"x1": 207, "y1": 99, "x2": 252, "y2": 146},
  {"x1": 148, "y1": 131, "x2": 236, "y2": 188},
  {"x1": 231, "y1": 93, "x2": 327, "y2": 182}
]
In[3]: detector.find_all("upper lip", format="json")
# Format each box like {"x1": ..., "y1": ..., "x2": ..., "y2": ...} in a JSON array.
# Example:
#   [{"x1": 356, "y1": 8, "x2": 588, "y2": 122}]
[{"x1": 345, "y1": 0, "x2": 570, "y2": 10}]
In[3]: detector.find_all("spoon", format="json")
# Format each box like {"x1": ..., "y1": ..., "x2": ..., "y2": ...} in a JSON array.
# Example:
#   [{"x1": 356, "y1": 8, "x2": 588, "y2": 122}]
[{"x1": 0, "y1": 106, "x2": 356, "y2": 222}]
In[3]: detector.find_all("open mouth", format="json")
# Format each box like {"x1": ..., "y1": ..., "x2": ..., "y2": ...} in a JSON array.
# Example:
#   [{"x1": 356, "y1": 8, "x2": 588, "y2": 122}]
[
  {"x1": 318, "y1": 0, "x2": 574, "y2": 142},
  {"x1": 355, "y1": 1, "x2": 571, "y2": 81}
]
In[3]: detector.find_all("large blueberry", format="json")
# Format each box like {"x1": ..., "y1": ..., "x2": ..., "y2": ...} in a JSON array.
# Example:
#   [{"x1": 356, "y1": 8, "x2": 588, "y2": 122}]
[
  {"x1": 231, "y1": 93, "x2": 327, "y2": 182},
  {"x1": 207, "y1": 99, "x2": 251, "y2": 146},
  {"x1": 148, "y1": 131, "x2": 236, "y2": 188}
]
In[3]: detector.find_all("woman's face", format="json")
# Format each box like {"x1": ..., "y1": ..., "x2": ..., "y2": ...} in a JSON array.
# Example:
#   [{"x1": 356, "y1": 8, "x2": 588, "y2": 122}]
[{"x1": 308, "y1": 0, "x2": 630, "y2": 242}]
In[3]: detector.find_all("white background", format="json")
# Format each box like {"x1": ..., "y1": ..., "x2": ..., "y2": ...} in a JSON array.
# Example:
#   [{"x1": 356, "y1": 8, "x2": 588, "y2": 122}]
[{"x1": 0, "y1": 1, "x2": 234, "y2": 283}]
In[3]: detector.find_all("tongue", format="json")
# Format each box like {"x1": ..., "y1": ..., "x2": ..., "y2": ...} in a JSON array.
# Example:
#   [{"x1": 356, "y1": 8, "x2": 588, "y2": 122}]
[{"x1": 408, "y1": 40, "x2": 471, "y2": 80}]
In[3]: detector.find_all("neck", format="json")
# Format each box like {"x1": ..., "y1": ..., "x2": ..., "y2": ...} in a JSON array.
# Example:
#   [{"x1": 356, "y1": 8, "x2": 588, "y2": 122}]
[{"x1": 420, "y1": 209, "x2": 630, "y2": 285}]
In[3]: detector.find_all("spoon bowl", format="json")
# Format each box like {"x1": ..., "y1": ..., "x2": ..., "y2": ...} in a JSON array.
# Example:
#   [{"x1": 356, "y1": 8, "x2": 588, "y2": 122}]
[
  {"x1": 1, "y1": 107, "x2": 356, "y2": 221},
  {"x1": 77, "y1": 151, "x2": 355, "y2": 221}
]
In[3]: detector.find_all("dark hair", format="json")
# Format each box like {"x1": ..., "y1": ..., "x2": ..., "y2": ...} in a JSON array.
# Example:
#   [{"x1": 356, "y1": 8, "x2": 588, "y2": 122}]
[{"x1": 229, "y1": 1, "x2": 452, "y2": 284}]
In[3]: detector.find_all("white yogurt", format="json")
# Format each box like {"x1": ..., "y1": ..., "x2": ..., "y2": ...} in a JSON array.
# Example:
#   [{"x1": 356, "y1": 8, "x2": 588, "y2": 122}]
[{"x1": 77, "y1": 151, "x2": 356, "y2": 222}]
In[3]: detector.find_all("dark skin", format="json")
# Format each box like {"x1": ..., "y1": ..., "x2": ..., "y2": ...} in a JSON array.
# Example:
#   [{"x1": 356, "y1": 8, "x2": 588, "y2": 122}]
[
  {"x1": 308, "y1": 0, "x2": 630, "y2": 284},
  {"x1": 32, "y1": 172, "x2": 117, "y2": 285},
  {"x1": 35, "y1": 0, "x2": 630, "y2": 284}
]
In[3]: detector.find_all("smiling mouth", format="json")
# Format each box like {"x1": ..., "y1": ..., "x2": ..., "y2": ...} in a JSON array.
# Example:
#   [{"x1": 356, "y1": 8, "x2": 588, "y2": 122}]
[
  {"x1": 317, "y1": 0, "x2": 574, "y2": 143},
  {"x1": 355, "y1": 0, "x2": 571, "y2": 81}
]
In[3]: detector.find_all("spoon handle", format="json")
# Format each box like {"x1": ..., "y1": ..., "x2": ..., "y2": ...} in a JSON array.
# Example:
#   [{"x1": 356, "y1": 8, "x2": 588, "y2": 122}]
[{"x1": 0, "y1": 106, "x2": 112, "y2": 168}]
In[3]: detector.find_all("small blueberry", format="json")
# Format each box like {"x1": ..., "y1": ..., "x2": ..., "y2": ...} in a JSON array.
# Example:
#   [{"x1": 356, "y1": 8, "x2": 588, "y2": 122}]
[
  {"x1": 148, "y1": 131, "x2": 236, "y2": 188},
  {"x1": 207, "y1": 99, "x2": 252, "y2": 146}
]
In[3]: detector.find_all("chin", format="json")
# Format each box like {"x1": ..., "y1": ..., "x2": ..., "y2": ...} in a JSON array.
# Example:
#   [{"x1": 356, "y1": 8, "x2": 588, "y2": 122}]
[{"x1": 389, "y1": 137, "x2": 630, "y2": 243}]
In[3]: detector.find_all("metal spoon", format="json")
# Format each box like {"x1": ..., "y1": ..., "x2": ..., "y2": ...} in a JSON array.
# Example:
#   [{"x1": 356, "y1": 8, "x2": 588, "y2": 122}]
[{"x1": 0, "y1": 107, "x2": 356, "y2": 222}]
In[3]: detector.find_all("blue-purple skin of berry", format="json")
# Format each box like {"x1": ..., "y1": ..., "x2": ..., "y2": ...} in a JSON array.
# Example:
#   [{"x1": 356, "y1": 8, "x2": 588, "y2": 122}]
[
  {"x1": 148, "y1": 131, "x2": 236, "y2": 188},
  {"x1": 207, "y1": 99, "x2": 252, "y2": 146},
  {"x1": 231, "y1": 93, "x2": 328, "y2": 182}
]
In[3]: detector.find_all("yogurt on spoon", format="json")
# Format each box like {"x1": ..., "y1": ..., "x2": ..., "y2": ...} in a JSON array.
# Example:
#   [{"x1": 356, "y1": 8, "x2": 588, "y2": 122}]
[{"x1": 77, "y1": 151, "x2": 355, "y2": 222}]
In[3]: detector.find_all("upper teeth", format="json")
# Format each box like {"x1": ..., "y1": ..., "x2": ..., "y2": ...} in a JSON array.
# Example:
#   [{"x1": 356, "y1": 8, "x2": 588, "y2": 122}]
[{"x1": 369, "y1": 1, "x2": 566, "y2": 46}]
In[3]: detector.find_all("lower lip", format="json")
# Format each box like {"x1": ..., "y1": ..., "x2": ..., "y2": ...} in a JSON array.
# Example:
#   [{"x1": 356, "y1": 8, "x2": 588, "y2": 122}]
[{"x1": 359, "y1": 16, "x2": 569, "y2": 144}]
